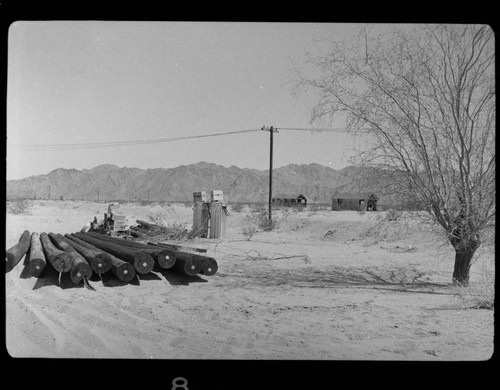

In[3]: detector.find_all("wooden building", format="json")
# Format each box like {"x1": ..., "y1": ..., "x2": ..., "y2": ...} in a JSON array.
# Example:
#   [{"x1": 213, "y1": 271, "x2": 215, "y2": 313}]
[
  {"x1": 331, "y1": 192, "x2": 378, "y2": 211},
  {"x1": 272, "y1": 194, "x2": 307, "y2": 207}
]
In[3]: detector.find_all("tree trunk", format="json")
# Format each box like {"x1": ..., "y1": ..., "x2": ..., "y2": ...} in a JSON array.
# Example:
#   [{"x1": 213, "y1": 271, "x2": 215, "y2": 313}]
[
  {"x1": 452, "y1": 247, "x2": 478, "y2": 287},
  {"x1": 40, "y1": 232, "x2": 73, "y2": 273},
  {"x1": 49, "y1": 233, "x2": 93, "y2": 284},
  {"x1": 449, "y1": 218, "x2": 480, "y2": 287},
  {"x1": 148, "y1": 241, "x2": 208, "y2": 254},
  {"x1": 195, "y1": 255, "x2": 218, "y2": 276},
  {"x1": 27, "y1": 232, "x2": 47, "y2": 277},
  {"x1": 63, "y1": 234, "x2": 113, "y2": 274},
  {"x1": 5, "y1": 230, "x2": 31, "y2": 273},
  {"x1": 149, "y1": 241, "x2": 217, "y2": 275},
  {"x1": 68, "y1": 234, "x2": 135, "y2": 282},
  {"x1": 86, "y1": 232, "x2": 176, "y2": 269},
  {"x1": 74, "y1": 232, "x2": 154, "y2": 274},
  {"x1": 171, "y1": 257, "x2": 202, "y2": 276}
]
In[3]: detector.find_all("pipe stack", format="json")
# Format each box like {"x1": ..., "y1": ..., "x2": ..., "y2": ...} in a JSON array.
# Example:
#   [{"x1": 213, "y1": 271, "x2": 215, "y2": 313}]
[{"x1": 6, "y1": 229, "x2": 218, "y2": 290}]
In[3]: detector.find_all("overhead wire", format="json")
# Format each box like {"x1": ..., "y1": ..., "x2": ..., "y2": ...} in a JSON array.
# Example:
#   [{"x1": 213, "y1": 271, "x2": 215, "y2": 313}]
[
  {"x1": 7, "y1": 126, "x2": 371, "y2": 152},
  {"x1": 275, "y1": 127, "x2": 372, "y2": 133},
  {"x1": 7, "y1": 128, "x2": 262, "y2": 151}
]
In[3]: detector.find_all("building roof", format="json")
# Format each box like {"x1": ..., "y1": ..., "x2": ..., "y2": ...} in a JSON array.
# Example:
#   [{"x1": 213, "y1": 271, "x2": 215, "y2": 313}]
[
  {"x1": 272, "y1": 194, "x2": 306, "y2": 199},
  {"x1": 332, "y1": 192, "x2": 376, "y2": 200}
]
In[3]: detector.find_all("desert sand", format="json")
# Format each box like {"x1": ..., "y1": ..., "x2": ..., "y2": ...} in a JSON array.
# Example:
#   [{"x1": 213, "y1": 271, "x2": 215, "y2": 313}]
[{"x1": 5, "y1": 200, "x2": 494, "y2": 360}]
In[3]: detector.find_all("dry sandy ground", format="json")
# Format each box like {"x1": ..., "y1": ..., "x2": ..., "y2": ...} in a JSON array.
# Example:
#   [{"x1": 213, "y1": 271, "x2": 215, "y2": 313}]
[{"x1": 5, "y1": 200, "x2": 494, "y2": 362}]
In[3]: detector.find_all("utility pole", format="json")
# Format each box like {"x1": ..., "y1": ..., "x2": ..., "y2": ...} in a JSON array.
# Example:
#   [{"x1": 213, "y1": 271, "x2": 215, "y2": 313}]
[
  {"x1": 97, "y1": 190, "x2": 100, "y2": 202},
  {"x1": 261, "y1": 125, "x2": 278, "y2": 222},
  {"x1": 48, "y1": 185, "x2": 51, "y2": 200},
  {"x1": 148, "y1": 189, "x2": 150, "y2": 202}
]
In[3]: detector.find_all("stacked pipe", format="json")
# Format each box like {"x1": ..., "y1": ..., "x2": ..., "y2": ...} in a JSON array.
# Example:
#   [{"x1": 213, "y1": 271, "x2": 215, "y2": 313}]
[
  {"x1": 6, "y1": 231, "x2": 93, "y2": 288},
  {"x1": 6, "y1": 229, "x2": 218, "y2": 287},
  {"x1": 85, "y1": 233, "x2": 202, "y2": 276},
  {"x1": 80, "y1": 232, "x2": 218, "y2": 277},
  {"x1": 49, "y1": 233, "x2": 93, "y2": 284},
  {"x1": 84, "y1": 232, "x2": 176, "y2": 270},
  {"x1": 63, "y1": 234, "x2": 135, "y2": 282},
  {"x1": 28, "y1": 232, "x2": 46, "y2": 277},
  {"x1": 72, "y1": 232, "x2": 155, "y2": 275},
  {"x1": 6, "y1": 230, "x2": 31, "y2": 273}
]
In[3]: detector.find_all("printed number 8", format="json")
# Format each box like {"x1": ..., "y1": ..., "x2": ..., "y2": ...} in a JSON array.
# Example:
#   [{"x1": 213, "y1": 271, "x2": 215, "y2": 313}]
[{"x1": 172, "y1": 377, "x2": 188, "y2": 390}]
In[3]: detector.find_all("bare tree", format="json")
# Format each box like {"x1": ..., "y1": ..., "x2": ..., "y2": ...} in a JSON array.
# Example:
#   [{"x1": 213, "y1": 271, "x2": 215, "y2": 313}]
[{"x1": 294, "y1": 24, "x2": 495, "y2": 286}]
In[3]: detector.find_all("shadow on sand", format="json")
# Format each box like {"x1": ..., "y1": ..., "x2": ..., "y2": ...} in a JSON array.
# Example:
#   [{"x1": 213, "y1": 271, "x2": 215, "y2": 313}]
[
  {"x1": 19, "y1": 253, "x2": 32, "y2": 279},
  {"x1": 97, "y1": 270, "x2": 141, "y2": 287},
  {"x1": 30, "y1": 262, "x2": 208, "y2": 290},
  {"x1": 154, "y1": 266, "x2": 208, "y2": 286},
  {"x1": 32, "y1": 262, "x2": 85, "y2": 290}
]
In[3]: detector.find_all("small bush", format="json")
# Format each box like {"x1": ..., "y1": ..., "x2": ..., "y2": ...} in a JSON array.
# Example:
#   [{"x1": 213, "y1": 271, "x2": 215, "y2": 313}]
[
  {"x1": 145, "y1": 206, "x2": 189, "y2": 240},
  {"x1": 452, "y1": 260, "x2": 495, "y2": 310},
  {"x1": 385, "y1": 208, "x2": 401, "y2": 221},
  {"x1": 163, "y1": 222, "x2": 190, "y2": 241},
  {"x1": 231, "y1": 203, "x2": 245, "y2": 213},
  {"x1": 148, "y1": 209, "x2": 168, "y2": 226},
  {"x1": 308, "y1": 204, "x2": 326, "y2": 212},
  {"x1": 245, "y1": 208, "x2": 281, "y2": 232},
  {"x1": 7, "y1": 199, "x2": 32, "y2": 215},
  {"x1": 259, "y1": 215, "x2": 279, "y2": 231},
  {"x1": 242, "y1": 225, "x2": 257, "y2": 241},
  {"x1": 147, "y1": 204, "x2": 180, "y2": 225},
  {"x1": 250, "y1": 204, "x2": 266, "y2": 213}
]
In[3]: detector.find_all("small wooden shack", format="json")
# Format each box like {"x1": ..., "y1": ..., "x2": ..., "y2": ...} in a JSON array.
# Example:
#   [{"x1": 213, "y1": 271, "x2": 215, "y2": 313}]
[
  {"x1": 331, "y1": 192, "x2": 378, "y2": 211},
  {"x1": 272, "y1": 194, "x2": 307, "y2": 207}
]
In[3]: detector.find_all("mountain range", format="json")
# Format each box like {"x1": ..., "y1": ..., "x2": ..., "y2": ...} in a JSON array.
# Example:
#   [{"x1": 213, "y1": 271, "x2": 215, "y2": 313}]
[{"x1": 6, "y1": 162, "x2": 387, "y2": 204}]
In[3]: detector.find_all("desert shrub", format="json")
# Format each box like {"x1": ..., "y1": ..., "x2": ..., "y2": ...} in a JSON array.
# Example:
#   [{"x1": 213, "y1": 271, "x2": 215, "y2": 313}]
[
  {"x1": 244, "y1": 208, "x2": 281, "y2": 232},
  {"x1": 385, "y1": 208, "x2": 402, "y2": 221},
  {"x1": 452, "y1": 265, "x2": 494, "y2": 310},
  {"x1": 148, "y1": 210, "x2": 165, "y2": 225},
  {"x1": 147, "y1": 204, "x2": 181, "y2": 224},
  {"x1": 295, "y1": 204, "x2": 306, "y2": 212},
  {"x1": 231, "y1": 203, "x2": 245, "y2": 213},
  {"x1": 242, "y1": 225, "x2": 257, "y2": 241},
  {"x1": 146, "y1": 206, "x2": 189, "y2": 240},
  {"x1": 163, "y1": 222, "x2": 190, "y2": 241},
  {"x1": 250, "y1": 204, "x2": 266, "y2": 213},
  {"x1": 454, "y1": 272, "x2": 495, "y2": 310},
  {"x1": 308, "y1": 204, "x2": 326, "y2": 212},
  {"x1": 358, "y1": 214, "x2": 411, "y2": 242},
  {"x1": 259, "y1": 215, "x2": 279, "y2": 231},
  {"x1": 7, "y1": 199, "x2": 32, "y2": 215}
]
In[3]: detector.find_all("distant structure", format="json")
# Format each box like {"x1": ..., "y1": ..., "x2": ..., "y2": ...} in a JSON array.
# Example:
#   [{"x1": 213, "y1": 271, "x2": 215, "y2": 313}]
[
  {"x1": 272, "y1": 194, "x2": 307, "y2": 207},
  {"x1": 331, "y1": 192, "x2": 378, "y2": 211}
]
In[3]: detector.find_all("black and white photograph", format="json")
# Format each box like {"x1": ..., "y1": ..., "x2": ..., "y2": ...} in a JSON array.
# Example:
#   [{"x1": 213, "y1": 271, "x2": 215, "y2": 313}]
[{"x1": 5, "y1": 18, "x2": 495, "y2": 373}]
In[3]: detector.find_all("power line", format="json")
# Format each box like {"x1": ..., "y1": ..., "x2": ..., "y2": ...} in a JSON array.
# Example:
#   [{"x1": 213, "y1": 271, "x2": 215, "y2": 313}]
[
  {"x1": 276, "y1": 127, "x2": 371, "y2": 132},
  {"x1": 7, "y1": 126, "x2": 371, "y2": 152},
  {"x1": 7, "y1": 128, "x2": 262, "y2": 151}
]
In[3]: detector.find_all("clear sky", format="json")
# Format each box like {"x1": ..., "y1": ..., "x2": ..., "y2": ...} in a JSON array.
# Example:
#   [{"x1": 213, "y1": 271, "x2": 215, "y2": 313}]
[{"x1": 7, "y1": 21, "x2": 376, "y2": 180}]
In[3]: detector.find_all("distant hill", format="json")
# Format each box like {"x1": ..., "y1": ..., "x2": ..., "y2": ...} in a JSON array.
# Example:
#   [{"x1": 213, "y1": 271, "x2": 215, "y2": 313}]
[{"x1": 6, "y1": 162, "x2": 390, "y2": 204}]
